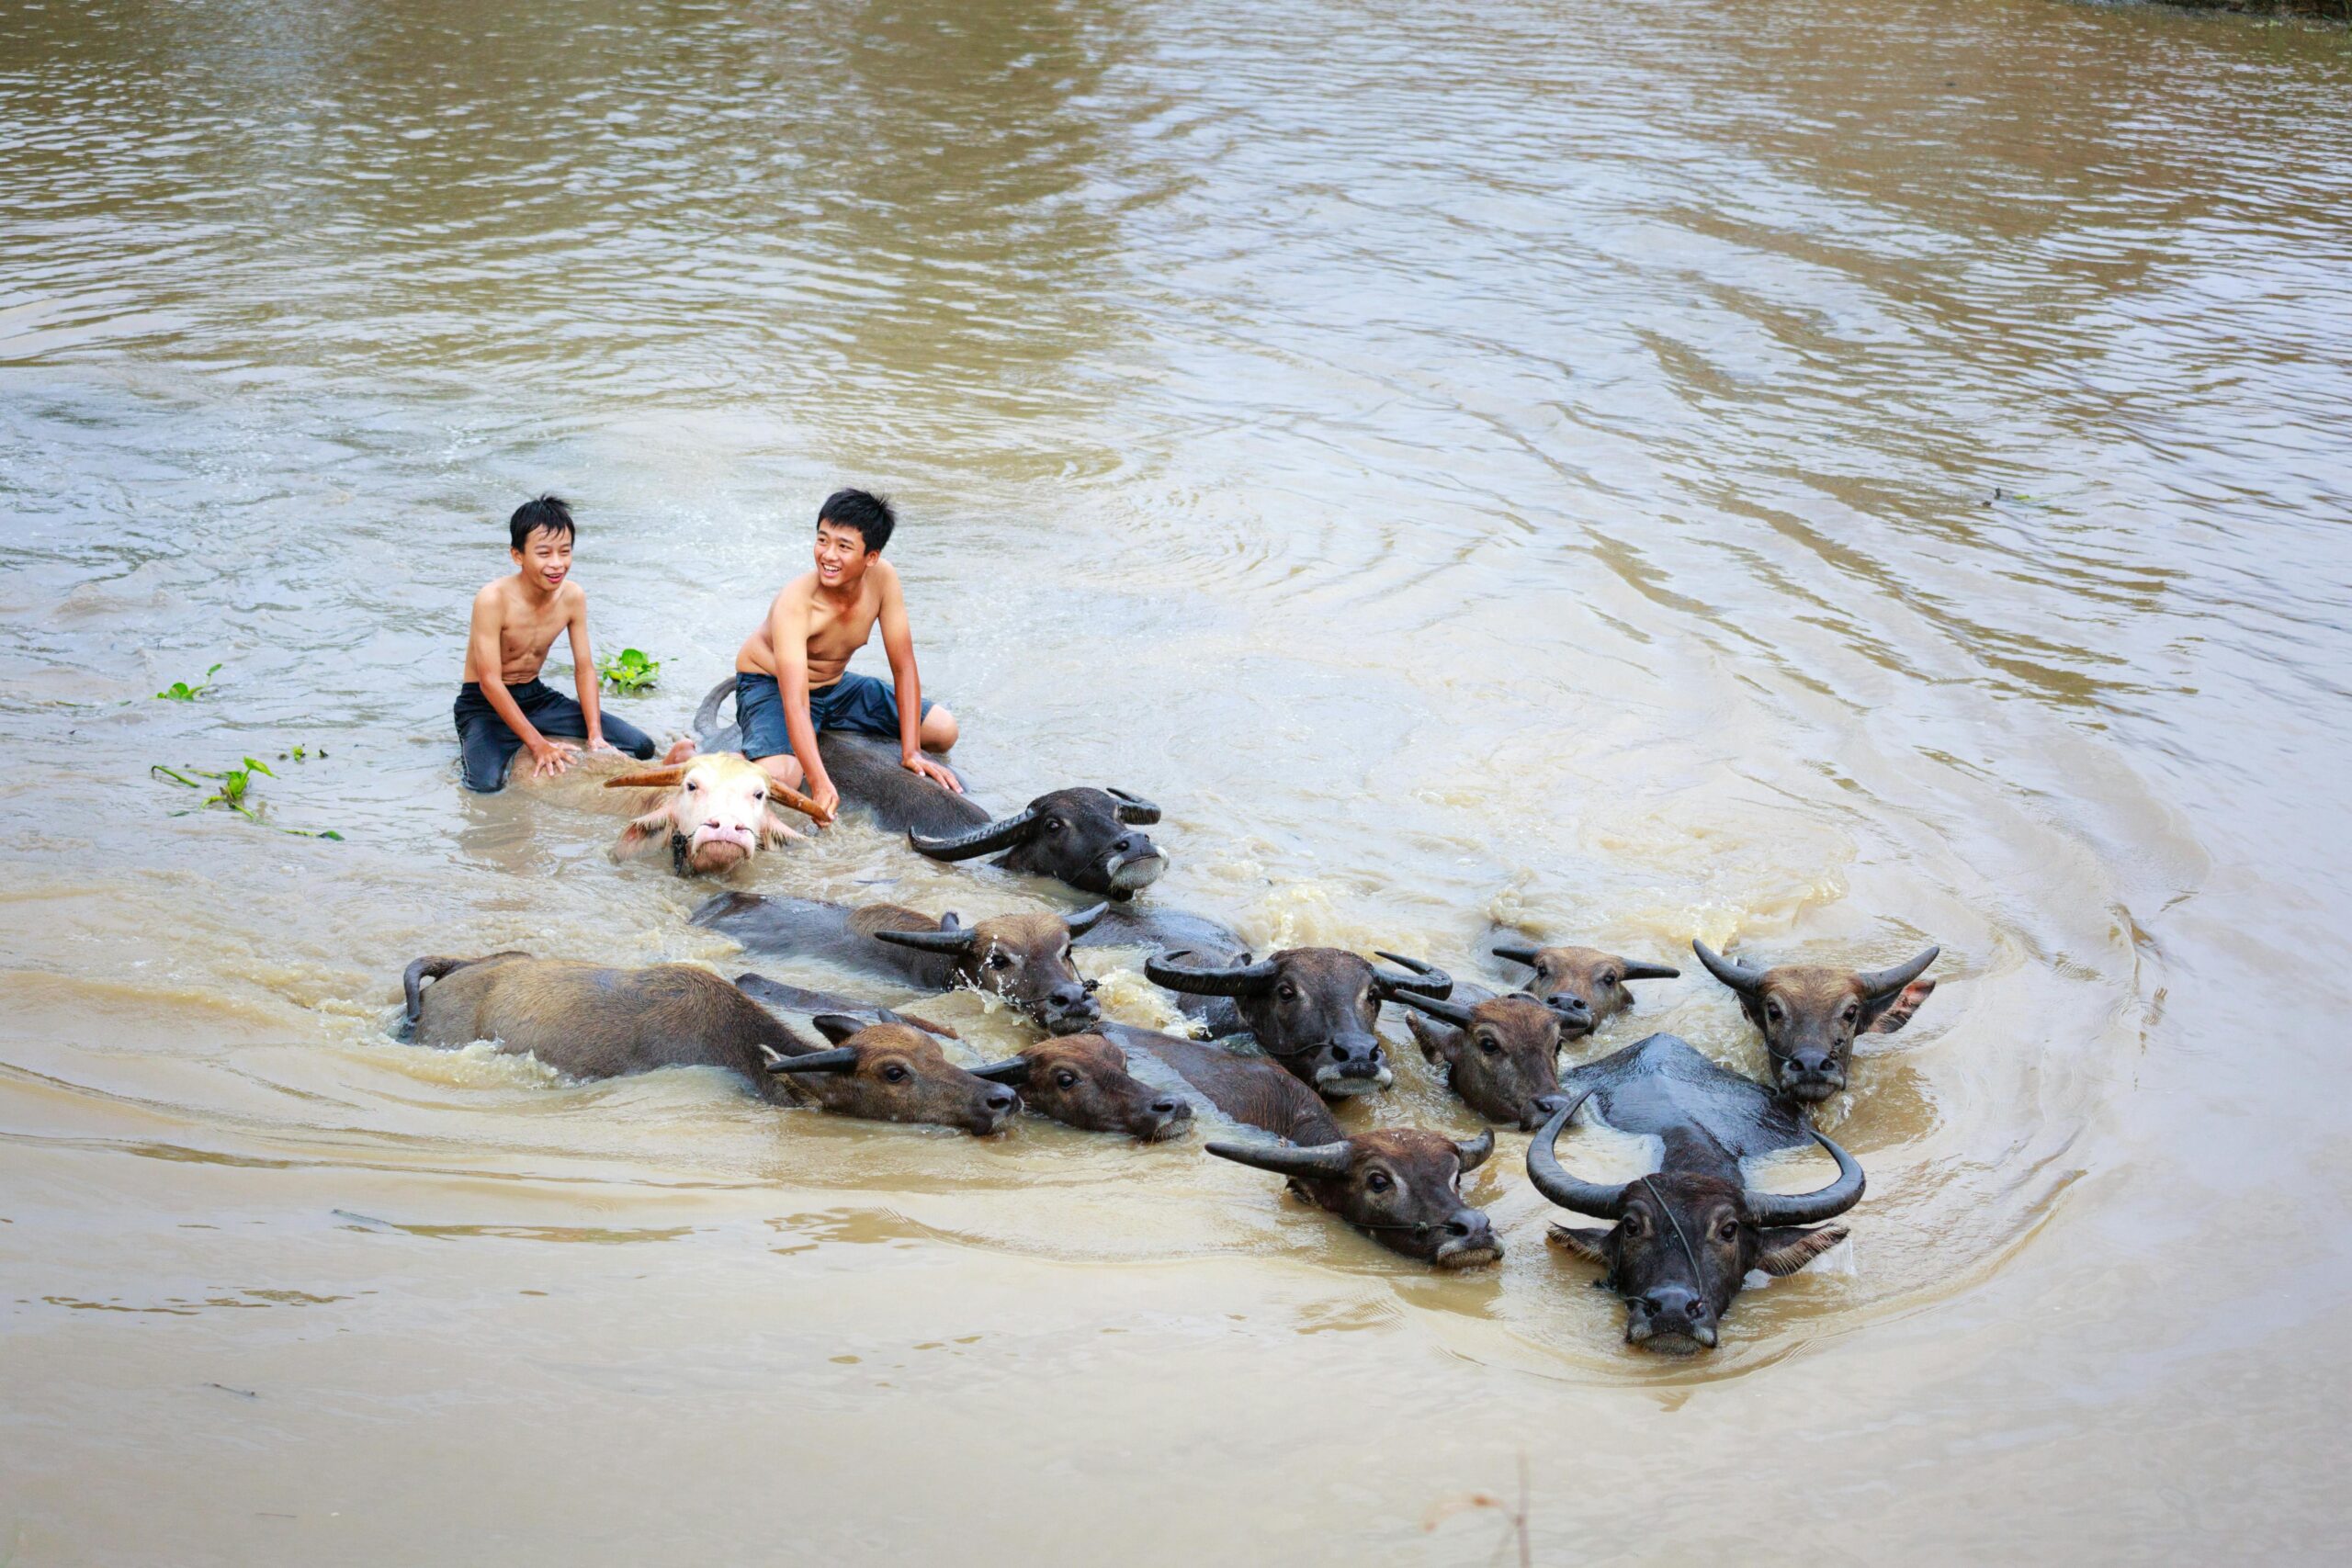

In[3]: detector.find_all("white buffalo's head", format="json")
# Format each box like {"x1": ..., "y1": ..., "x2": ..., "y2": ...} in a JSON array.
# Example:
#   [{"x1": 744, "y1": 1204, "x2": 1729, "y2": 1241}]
[{"x1": 606, "y1": 754, "x2": 811, "y2": 875}]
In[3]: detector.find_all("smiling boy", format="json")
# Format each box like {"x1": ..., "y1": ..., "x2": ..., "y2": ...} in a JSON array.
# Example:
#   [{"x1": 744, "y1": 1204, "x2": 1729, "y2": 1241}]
[
  {"x1": 732, "y1": 488, "x2": 959, "y2": 821},
  {"x1": 453, "y1": 494, "x2": 661, "y2": 792}
]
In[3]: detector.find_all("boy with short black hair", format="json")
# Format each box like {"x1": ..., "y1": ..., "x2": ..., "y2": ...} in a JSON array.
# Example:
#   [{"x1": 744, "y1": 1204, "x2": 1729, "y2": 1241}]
[
  {"x1": 453, "y1": 494, "x2": 661, "y2": 791},
  {"x1": 732, "y1": 487, "x2": 959, "y2": 821}
]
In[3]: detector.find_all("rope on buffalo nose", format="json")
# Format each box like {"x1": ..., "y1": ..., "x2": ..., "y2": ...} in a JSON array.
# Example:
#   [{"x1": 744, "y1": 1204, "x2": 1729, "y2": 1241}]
[{"x1": 1640, "y1": 1174, "x2": 1704, "y2": 1291}]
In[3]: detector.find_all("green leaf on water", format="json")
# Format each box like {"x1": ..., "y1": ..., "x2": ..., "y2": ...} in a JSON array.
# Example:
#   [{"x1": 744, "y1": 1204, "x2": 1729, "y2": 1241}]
[
  {"x1": 153, "y1": 662, "x2": 223, "y2": 702},
  {"x1": 596, "y1": 647, "x2": 662, "y2": 694}
]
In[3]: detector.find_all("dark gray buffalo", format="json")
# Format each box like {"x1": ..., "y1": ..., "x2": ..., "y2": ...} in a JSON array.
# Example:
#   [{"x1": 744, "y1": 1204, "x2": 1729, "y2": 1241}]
[
  {"x1": 1526, "y1": 1033, "x2": 1866, "y2": 1352},
  {"x1": 693, "y1": 891, "x2": 1107, "y2": 1035},
  {"x1": 399, "y1": 953, "x2": 1022, "y2": 1134},
  {"x1": 1690, "y1": 939, "x2": 1939, "y2": 1105},
  {"x1": 1142, "y1": 946, "x2": 1453, "y2": 1100}
]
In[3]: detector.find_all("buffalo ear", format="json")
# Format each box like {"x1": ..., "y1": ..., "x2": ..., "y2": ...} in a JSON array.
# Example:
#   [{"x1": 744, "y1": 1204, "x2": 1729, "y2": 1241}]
[
  {"x1": 1404, "y1": 1011, "x2": 1459, "y2": 1066},
  {"x1": 811, "y1": 1014, "x2": 865, "y2": 1046},
  {"x1": 759, "y1": 809, "x2": 803, "y2": 848},
  {"x1": 613, "y1": 810, "x2": 673, "y2": 860},
  {"x1": 1754, "y1": 1225, "x2": 1849, "y2": 1277},
  {"x1": 1546, "y1": 1224, "x2": 1613, "y2": 1265},
  {"x1": 1864, "y1": 978, "x2": 1936, "y2": 1034}
]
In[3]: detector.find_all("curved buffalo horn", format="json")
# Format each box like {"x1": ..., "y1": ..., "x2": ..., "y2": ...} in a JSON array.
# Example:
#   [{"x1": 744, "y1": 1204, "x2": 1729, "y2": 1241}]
[
  {"x1": 810, "y1": 1014, "x2": 867, "y2": 1045},
  {"x1": 1204, "y1": 1137, "x2": 1355, "y2": 1179},
  {"x1": 1391, "y1": 989, "x2": 1476, "y2": 1029},
  {"x1": 1371, "y1": 951, "x2": 1453, "y2": 998},
  {"x1": 1620, "y1": 960, "x2": 1681, "y2": 981},
  {"x1": 872, "y1": 922, "x2": 981, "y2": 956},
  {"x1": 1856, "y1": 945, "x2": 1939, "y2": 1000},
  {"x1": 906, "y1": 807, "x2": 1042, "y2": 863},
  {"x1": 1064, "y1": 901, "x2": 1110, "y2": 938},
  {"x1": 1454, "y1": 1127, "x2": 1495, "y2": 1173},
  {"x1": 966, "y1": 1057, "x2": 1033, "y2": 1085},
  {"x1": 1491, "y1": 942, "x2": 1543, "y2": 967},
  {"x1": 766, "y1": 1047, "x2": 861, "y2": 1075},
  {"x1": 1745, "y1": 1128, "x2": 1866, "y2": 1226},
  {"x1": 1524, "y1": 1090, "x2": 1625, "y2": 1219},
  {"x1": 1106, "y1": 788, "x2": 1161, "y2": 825},
  {"x1": 603, "y1": 766, "x2": 690, "y2": 790},
  {"x1": 1691, "y1": 939, "x2": 1767, "y2": 996},
  {"x1": 1145, "y1": 949, "x2": 1281, "y2": 998}
]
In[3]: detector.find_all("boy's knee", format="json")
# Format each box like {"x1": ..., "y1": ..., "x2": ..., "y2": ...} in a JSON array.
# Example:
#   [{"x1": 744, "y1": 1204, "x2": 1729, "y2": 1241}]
[
  {"x1": 757, "y1": 753, "x2": 806, "y2": 790},
  {"x1": 922, "y1": 705, "x2": 958, "y2": 751}
]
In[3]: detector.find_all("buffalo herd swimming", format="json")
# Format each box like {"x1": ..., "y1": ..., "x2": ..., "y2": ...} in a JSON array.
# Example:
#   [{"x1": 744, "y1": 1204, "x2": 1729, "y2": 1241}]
[{"x1": 401, "y1": 682, "x2": 1943, "y2": 1355}]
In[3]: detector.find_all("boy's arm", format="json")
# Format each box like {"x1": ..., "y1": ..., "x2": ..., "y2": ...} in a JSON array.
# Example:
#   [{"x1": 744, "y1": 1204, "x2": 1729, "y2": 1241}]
[
  {"x1": 877, "y1": 568, "x2": 960, "y2": 794},
  {"x1": 564, "y1": 589, "x2": 616, "y2": 752},
  {"x1": 469, "y1": 588, "x2": 575, "y2": 778},
  {"x1": 769, "y1": 584, "x2": 838, "y2": 819}
]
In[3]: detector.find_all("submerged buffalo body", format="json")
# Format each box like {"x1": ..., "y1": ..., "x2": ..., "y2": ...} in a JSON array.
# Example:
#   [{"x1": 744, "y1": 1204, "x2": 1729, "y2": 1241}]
[
  {"x1": 1691, "y1": 940, "x2": 1939, "y2": 1104},
  {"x1": 1526, "y1": 1033, "x2": 1866, "y2": 1352},
  {"x1": 399, "y1": 953, "x2": 1021, "y2": 1133},
  {"x1": 693, "y1": 891, "x2": 1106, "y2": 1035},
  {"x1": 1142, "y1": 947, "x2": 1453, "y2": 1100}
]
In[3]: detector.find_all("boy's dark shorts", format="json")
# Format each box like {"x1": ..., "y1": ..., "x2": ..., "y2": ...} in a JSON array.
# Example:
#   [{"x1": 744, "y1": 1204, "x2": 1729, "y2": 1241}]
[
  {"x1": 453, "y1": 679, "x2": 655, "y2": 793},
  {"x1": 736, "y1": 671, "x2": 933, "y2": 761}
]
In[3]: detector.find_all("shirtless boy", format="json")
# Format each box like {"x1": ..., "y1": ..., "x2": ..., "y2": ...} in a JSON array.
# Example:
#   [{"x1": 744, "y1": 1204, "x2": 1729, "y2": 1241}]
[
  {"x1": 454, "y1": 494, "x2": 662, "y2": 792},
  {"x1": 733, "y1": 488, "x2": 959, "y2": 821}
]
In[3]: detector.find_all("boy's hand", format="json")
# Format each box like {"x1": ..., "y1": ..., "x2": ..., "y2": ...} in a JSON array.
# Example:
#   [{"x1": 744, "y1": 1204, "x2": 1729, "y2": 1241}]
[
  {"x1": 903, "y1": 753, "x2": 963, "y2": 795},
  {"x1": 810, "y1": 777, "x2": 842, "y2": 822},
  {"x1": 528, "y1": 739, "x2": 581, "y2": 779},
  {"x1": 584, "y1": 734, "x2": 624, "y2": 757}
]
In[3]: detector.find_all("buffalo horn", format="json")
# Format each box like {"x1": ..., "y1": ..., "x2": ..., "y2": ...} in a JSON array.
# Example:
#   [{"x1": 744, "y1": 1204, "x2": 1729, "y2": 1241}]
[
  {"x1": 1371, "y1": 951, "x2": 1453, "y2": 999},
  {"x1": 603, "y1": 765, "x2": 690, "y2": 790},
  {"x1": 1620, "y1": 959, "x2": 1681, "y2": 981},
  {"x1": 1203, "y1": 1137, "x2": 1354, "y2": 1179},
  {"x1": 906, "y1": 808, "x2": 1042, "y2": 863},
  {"x1": 1524, "y1": 1091, "x2": 1625, "y2": 1219},
  {"x1": 1691, "y1": 939, "x2": 1768, "y2": 996},
  {"x1": 1454, "y1": 1127, "x2": 1495, "y2": 1172},
  {"x1": 1065, "y1": 901, "x2": 1110, "y2": 938},
  {"x1": 967, "y1": 1057, "x2": 1033, "y2": 1086},
  {"x1": 1856, "y1": 945, "x2": 1939, "y2": 1000},
  {"x1": 1491, "y1": 942, "x2": 1543, "y2": 967},
  {"x1": 1106, "y1": 788, "x2": 1161, "y2": 825},
  {"x1": 1391, "y1": 989, "x2": 1476, "y2": 1029},
  {"x1": 766, "y1": 1047, "x2": 861, "y2": 1076},
  {"x1": 1744, "y1": 1129, "x2": 1867, "y2": 1226},
  {"x1": 872, "y1": 921, "x2": 981, "y2": 956},
  {"x1": 1145, "y1": 949, "x2": 1282, "y2": 998}
]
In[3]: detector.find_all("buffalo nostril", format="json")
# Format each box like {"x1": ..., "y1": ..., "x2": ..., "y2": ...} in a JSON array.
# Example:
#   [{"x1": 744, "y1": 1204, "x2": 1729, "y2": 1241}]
[
  {"x1": 985, "y1": 1088, "x2": 1017, "y2": 1111},
  {"x1": 1150, "y1": 1097, "x2": 1182, "y2": 1115},
  {"x1": 1685, "y1": 1300, "x2": 1708, "y2": 1320},
  {"x1": 1445, "y1": 1219, "x2": 1475, "y2": 1239}
]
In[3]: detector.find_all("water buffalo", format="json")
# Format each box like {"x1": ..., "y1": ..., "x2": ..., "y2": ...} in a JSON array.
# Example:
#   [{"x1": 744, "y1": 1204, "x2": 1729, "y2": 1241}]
[
  {"x1": 1690, "y1": 939, "x2": 1939, "y2": 1104},
  {"x1": 1143, "y1": 947, "x2": 1453, "y2": 1100},
  {"x1": 692, "y1": 890, "x2": 1106, "y2": 1035},
  {"x1": 398, "y1": 953, "x2": 1021, "y2": 1134},
  {"x1": 1206, "y1": 1127, "x2": 1501, "y2": 1269},
  {"x1": 1487, "y1": 942, "x2": 1680, "y2": 1037},
  {"x1": 604, "y1": 751, "x2": 822, "y2": 875},
  {"x1": 1393, "y1": 991, "x2": 1571, "y2": 1131},
  {"x1": 733, "y1": 975, "x2": 1187, "y2": 1141},
  {"x1": 907, "y1": 787, "x2": 1167, "y2": 897},
  {"x1": 1525, "y1": 1033, "x2": 1866, "y2": 1352}
]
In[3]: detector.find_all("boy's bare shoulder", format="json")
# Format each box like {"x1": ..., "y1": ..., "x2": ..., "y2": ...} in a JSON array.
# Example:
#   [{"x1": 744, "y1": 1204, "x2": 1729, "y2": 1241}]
[
  {"x1": 560, "y1": 579, "x2": 589, "y2": 611},
  {"x1": 774, "y1": 570, "x2": 819, "y2": 608},
  {"x1": 472, "y1": 578, "x2": 514, "y2": 615}
]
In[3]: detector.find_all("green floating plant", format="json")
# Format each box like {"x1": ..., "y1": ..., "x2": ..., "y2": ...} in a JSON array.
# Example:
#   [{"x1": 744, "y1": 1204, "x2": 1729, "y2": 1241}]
[
  {"x1": 152, "y1": 757, "x2": 342, "y2": 840},
  {"x1": 155, "y1": 663, "x2": 222, "y2": 702},
  {"x1": 596, "y1": 647, "x2": 661, "y2": 694}
]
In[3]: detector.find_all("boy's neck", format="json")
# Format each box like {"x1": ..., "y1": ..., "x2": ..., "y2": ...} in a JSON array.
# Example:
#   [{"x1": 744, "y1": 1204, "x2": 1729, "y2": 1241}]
[
  {"x1": 511, "y1": 568, "x2": 562, "y2": 607},
  {"x1": 814, "y1": 562, "x2": 870, "y2": 604}
]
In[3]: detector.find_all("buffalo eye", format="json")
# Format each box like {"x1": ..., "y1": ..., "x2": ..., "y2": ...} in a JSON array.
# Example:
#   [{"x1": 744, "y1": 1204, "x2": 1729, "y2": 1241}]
[
  {"x1": 752, "y1": 789, "x2": 765, "y2": 802},
  {"x1": 881, "y1": 1064, "x2": 909, "y2": 1084},
  {"x1": 1365, "y1": 1171, "x2": 1392, "y2": 1194},
  {"x1": 1715, "y1": 1219, "x2": 1739, "y2": 1243},
  {"x1": 1046, "y1": 817, "x2": 1065, "y2": 833},
  {"x1": 989, "y1": 954, "x2": 1012, "y2": 971},
  {"x1": 1477, "y1": 1034, "x2": 1502, "y2": 1056},
  {"x1": 1840, "y1": 1003, "x2": 1860, "y2": 1026},
  {"x1": 1053, "y1": 1068, "x2": 1080, "y2": 1089},
  {"x1": 1764, "y1": 1000, "x2": 1783, "y2": 1023},
  {"x1": 1600, "y1": 971, "x2": 1620, "y2": 987},
  {"x1": 1623, "y1": 1212, "x2": 1650, "y2": 1238},
  {"x1": 1276, "y1": 982, "x2": 1298, "y2": 1001},
  {"x1": 684, "y1": 780, "x2": 700, "y2": 793}
]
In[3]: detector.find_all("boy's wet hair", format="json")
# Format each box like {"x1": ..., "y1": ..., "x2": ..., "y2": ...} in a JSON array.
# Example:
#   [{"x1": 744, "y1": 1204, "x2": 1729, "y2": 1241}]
[
  {"x1": 819, "y1": 488, "x2": 895, "y2": 554},
  {"x1": 510, "y1": 493, "x2": 576, "y2": 552}
]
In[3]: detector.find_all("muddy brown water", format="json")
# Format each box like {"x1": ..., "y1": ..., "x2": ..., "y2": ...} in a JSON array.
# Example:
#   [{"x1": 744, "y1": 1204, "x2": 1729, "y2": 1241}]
[{"x1": 4, "y1": 0, "x2": 2350, "y2": 1562}]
